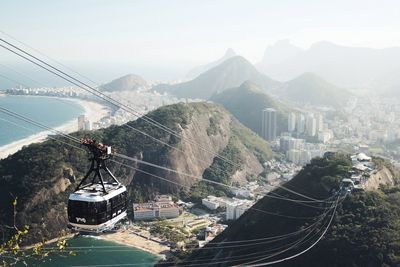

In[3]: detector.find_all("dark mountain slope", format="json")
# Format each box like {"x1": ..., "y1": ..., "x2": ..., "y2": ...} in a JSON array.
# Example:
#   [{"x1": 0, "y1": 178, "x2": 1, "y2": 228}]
[
  {"x1": 211, "y1": 81, "x2": 293, "y2": 136},
  {"x1": 175, "y1": 154, "x2": 400, "y2": 267}
]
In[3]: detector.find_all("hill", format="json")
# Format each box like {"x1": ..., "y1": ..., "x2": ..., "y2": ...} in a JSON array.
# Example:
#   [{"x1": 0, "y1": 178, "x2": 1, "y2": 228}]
[
  {"x1": 173, "y1": 154, "x2": 400, "y2": 267},
  {"x1": 154, "y1": 56, "x2": 281, "y2": 99},
  {"x1": 279, "y1": 72, "x2": 350, "y2": 108},
  {"x1": 257, "y1": 40, "x2": 400, "y2": 91},
  {"x1": 211, "y1": 81, "x2": 293, "y2": 136},
  {"x1": 0, "y1": 102, "x2": 272, "y2": 244},
  {"x1": 100, "y1": 74, "x2": 148, "y2": 92},
  {"x1": 186, "y1": 48, "x2": 237, "y2": 79}
]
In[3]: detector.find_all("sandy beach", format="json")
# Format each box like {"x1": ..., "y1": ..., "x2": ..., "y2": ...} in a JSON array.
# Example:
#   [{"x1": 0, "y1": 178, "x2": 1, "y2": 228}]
[
  {"x1": 100, "y1": 230, "x2": 169, "y2": 258},
  {"x1": 0, "y1": 97, "x2": 110, "y2": 159}
]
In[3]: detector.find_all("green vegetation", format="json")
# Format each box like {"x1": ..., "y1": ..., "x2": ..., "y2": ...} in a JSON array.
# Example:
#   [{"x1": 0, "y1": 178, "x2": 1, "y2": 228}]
[
  {"x1": 211, "y1": 81, "x2": 293, "y2": 135},
  {"x1": 177, "y1": 154, "x2": 400, "y2": 266},
  {"x1": 0, "y1": 102, "x2": 272, "y2": 246},
  {"x1": 231, "y1": 123, "x2": 272, "y2": 163},
  {"x1": 0, "y1": 103, "x2": 192, "y2": 244},
  {"x1": 203, "y1": 137, "x2": 243, "y2": 185}
]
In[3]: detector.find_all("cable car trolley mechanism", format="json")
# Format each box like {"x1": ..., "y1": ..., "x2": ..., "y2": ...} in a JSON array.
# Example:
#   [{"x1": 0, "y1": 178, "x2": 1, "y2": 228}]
[{"x1": 67, "y1": 138, "x2": 127, "y2": 232}]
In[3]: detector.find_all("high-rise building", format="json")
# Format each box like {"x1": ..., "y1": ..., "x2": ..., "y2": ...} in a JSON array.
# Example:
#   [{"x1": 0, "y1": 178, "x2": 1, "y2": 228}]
[
  {"x1": 84, "y1": 120, "x2": 92, "y2": 131},
  {"x1": 288, "y1": 113, "x2": 296, "y2": 132},
  {"x1": 261, "y1": 108, "x2": 277, "y2": 141},
  {"x1": 306, "y1": 114, "x2": 317, "y2": 136},
  {"x1": 315, "y1": 113, "x2": 324, "y2": 132},
  {"x1": 296, "y1": 114, "x2": 305, "y2": 134},
  {"x1": 78, "y1": 115, "x2": 85, "y2": 131}
]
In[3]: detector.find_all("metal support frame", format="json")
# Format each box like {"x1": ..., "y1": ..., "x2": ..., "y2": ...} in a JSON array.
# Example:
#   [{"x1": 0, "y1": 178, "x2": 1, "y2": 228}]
[{"x1": 75, "y1": 140, "x2": 120, "y2": 193}]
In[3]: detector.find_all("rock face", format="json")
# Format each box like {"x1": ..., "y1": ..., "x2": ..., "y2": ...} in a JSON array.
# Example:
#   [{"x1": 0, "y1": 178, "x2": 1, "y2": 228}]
[
  {"x1": 130, "y1": 103, "x2": 271, "y2": 196},
  {"x1": 101, "y1": 74, "x2": 148, "y2": 92},
  {"x1": 0, "y1": 102, "x2": 271, "y2": 244},
  {"x1": 364, "y1": 166, "x2": 396, "y2": 190}
]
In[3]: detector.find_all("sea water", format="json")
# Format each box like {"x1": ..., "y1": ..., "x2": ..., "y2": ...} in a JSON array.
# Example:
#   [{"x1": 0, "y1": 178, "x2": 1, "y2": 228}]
[
  {"x1": 22, "y1": 236, "x2": 159, "y2": 267},
  {"x1": 0, "y1": 95, "x2": 84, "y2": 146}
]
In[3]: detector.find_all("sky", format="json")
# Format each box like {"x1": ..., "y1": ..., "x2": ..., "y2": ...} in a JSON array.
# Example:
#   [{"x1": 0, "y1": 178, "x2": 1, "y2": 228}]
[{"x1": 1, "y1": 0, "x2": 400, "y2": 82}]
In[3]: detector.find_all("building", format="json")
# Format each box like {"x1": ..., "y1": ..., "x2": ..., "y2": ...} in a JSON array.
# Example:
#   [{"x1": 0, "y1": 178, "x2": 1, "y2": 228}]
[
  {"x1": 202, "y1": 196, "x2": 220, "y2": 210},
  {"x1": 306, "y1": 114, "x2": 317, "y2": 136},
  {"x1": 261, "y1": 108, "x2": 277, "y2": 141},
  {"x1": 84, "y1": 120, "x2": 92, "y2": 130},
  {"x1": 78, "y1": 115, "x2": 86, "y2": 130},
  {"x1": 288, "y1": 112, "x2": 296, "y2": 132},
  {"x1": 226, "y1": 199, "x2": 254, "y2": 220},
  {"x1": 296, "y1": 114, "x2": 305, "y2": 134},
  {"x1": 133, "y1": 195, "x2": 180, "y2": 221},
  {"x1": 315, "y1": 113, "x2": 324, "y2": 132}
]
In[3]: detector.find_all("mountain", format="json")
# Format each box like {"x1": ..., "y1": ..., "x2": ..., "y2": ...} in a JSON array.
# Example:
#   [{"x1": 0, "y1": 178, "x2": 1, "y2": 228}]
[
  {"x1": 100, "y1": 74, "x2": 148, "y2": 92},
  {"x1": 186, "y1": 48, "x2": 237, "y2": 79},
  {"x1": 257, "y1": 40, "x2": 400, "y2": 91},
  {"x1": 176, "y1": 154, "x2": 400, "y2": 267},
  {"x1": 154, "y1": 56, "x2": 281, "y2": 99},
  {"x1": 211, "y1": 81, "x2": 293, "y2": 136},
  {"x1": 0, "y1": 102, "x2": 272, "y2": 244},
  {"x1": 279, "y1": 72, "x2": 350, "y2": 108},
  {"x1": 260, "y1": 39, "x2": 303, "y2": 67}
]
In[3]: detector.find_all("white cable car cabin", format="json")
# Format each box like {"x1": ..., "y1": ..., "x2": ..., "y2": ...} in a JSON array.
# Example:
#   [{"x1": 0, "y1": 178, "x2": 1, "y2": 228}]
[{"x1": 67, "y1": 139, "x2": 127, "y2": 232}]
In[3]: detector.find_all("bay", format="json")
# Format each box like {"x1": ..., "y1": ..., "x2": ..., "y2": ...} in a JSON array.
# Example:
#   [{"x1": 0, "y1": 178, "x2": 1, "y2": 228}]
[
  {"x1": 22, "y1": 236, "x2": 159, "y2": 267},
  {"x1": 0, "y1": 95, "x2": 84, "y2": 146}
]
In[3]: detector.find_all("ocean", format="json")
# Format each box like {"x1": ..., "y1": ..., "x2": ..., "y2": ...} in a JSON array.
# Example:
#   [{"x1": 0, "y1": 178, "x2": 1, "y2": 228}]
[
  {"x1": 23, "y1": 236, "x2": 159, "y2": 267},
  {"x1": 0, "y1": 95, "x2": 84, "y2": 146}
]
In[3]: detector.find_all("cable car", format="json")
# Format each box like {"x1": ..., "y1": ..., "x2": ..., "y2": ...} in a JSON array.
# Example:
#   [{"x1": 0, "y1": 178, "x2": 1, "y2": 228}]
[{"x1": 67, "y1": 139, "x2": 127, "y2": 232}]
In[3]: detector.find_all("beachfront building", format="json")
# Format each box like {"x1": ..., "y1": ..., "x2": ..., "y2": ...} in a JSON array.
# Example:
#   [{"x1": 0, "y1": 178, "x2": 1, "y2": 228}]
[{"x1": 133, "y1": 195, "x2": 180, "y2": 221}]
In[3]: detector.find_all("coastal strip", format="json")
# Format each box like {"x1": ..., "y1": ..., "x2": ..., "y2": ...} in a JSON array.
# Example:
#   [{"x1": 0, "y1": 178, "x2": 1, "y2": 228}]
[
  {"x1": 0, "y1": 98, "x2": 110, "y2": 159},
  {"x1": 100, "y1": 229, "x2": 169, "y2": 259}
]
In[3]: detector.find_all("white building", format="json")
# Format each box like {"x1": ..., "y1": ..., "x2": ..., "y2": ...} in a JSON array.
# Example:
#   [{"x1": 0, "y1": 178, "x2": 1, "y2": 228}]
[
  {"x1": 202, "y1": 196, "x2": 220, "y2": 210},
  {"x1": 288, "y1": 113, "x2": 296, "y2": 132},
  {"x1": 84, "y1": 120, "x2": 92, "y2": 130},
  {"x1": 306, "y1": 114, "x2": 317, "y2": 137},
  {"x1": 226, "y1": 199, "x2": 254, "y2": 220},
  {"x1": 78, "y1": 115, "x2": 86, "y2": 130},
  {"x1": 296, "y1": 114, "x2": 305, "y2": 134}
]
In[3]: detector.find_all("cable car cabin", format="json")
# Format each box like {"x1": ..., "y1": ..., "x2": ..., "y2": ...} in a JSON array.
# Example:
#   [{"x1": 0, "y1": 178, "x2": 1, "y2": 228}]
[
  {"x1": 67, "y1": 138, "x2": 127, "y2": 232},
  {"x1": 68, "y1": 183, "x2": 127, "y2": 232}
]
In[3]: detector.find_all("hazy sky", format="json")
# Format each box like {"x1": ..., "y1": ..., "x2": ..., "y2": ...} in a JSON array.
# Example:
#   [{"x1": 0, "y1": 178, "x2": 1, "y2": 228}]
[{"x1": 1, "y1": 0, "x2": 400, "y2": 81}]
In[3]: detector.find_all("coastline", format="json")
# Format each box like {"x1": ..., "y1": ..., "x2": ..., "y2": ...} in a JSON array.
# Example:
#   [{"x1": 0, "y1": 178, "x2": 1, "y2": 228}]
[
  {"x1": 0, "y1": 97, "x2": 110, "y2": 159},
  {"x1": 99, "y1": 230, "x2": 169, "y2": 259}
]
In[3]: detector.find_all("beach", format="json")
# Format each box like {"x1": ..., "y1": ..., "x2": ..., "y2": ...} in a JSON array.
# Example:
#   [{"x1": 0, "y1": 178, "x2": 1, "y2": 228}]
[
  {"x1": 100, "y1": 229, "x2": 169, "y2": 258},
  {"x1": 0, "y1": 97, "x2": 110, "y2": 159}
]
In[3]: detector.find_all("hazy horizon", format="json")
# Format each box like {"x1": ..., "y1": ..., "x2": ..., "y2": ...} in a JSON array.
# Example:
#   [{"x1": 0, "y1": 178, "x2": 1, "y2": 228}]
[{"x1": 2, "y1": 0, "x2": 400, "y2": 82}]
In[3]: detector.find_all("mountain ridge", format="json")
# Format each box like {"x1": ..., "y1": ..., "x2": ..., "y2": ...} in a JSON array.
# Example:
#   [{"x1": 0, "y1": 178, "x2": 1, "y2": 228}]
[{"x1": 154, "y1": 56, "x2": 281, "y2": 99}]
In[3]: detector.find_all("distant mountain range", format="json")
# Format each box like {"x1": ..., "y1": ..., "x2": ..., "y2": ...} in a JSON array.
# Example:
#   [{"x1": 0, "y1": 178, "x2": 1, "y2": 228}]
[
  {"x1": 100, "y1": 74, "x2": 148, "y2": 92},
  {"x1": 278, "y1": 72, "x2": 350, "y2": 108},
  {"x1": 211, "y1": 81, "x2": 292, "y2": 135},
  {"x1": 186, "y1": 48, "x2": 237, "y2": 79},
  {"x1": 154, "y1": 56, "x2": 281, "y2": 99},
  {"x1": 257, "y1": 40, "x2": 400, "y2": 93}
]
